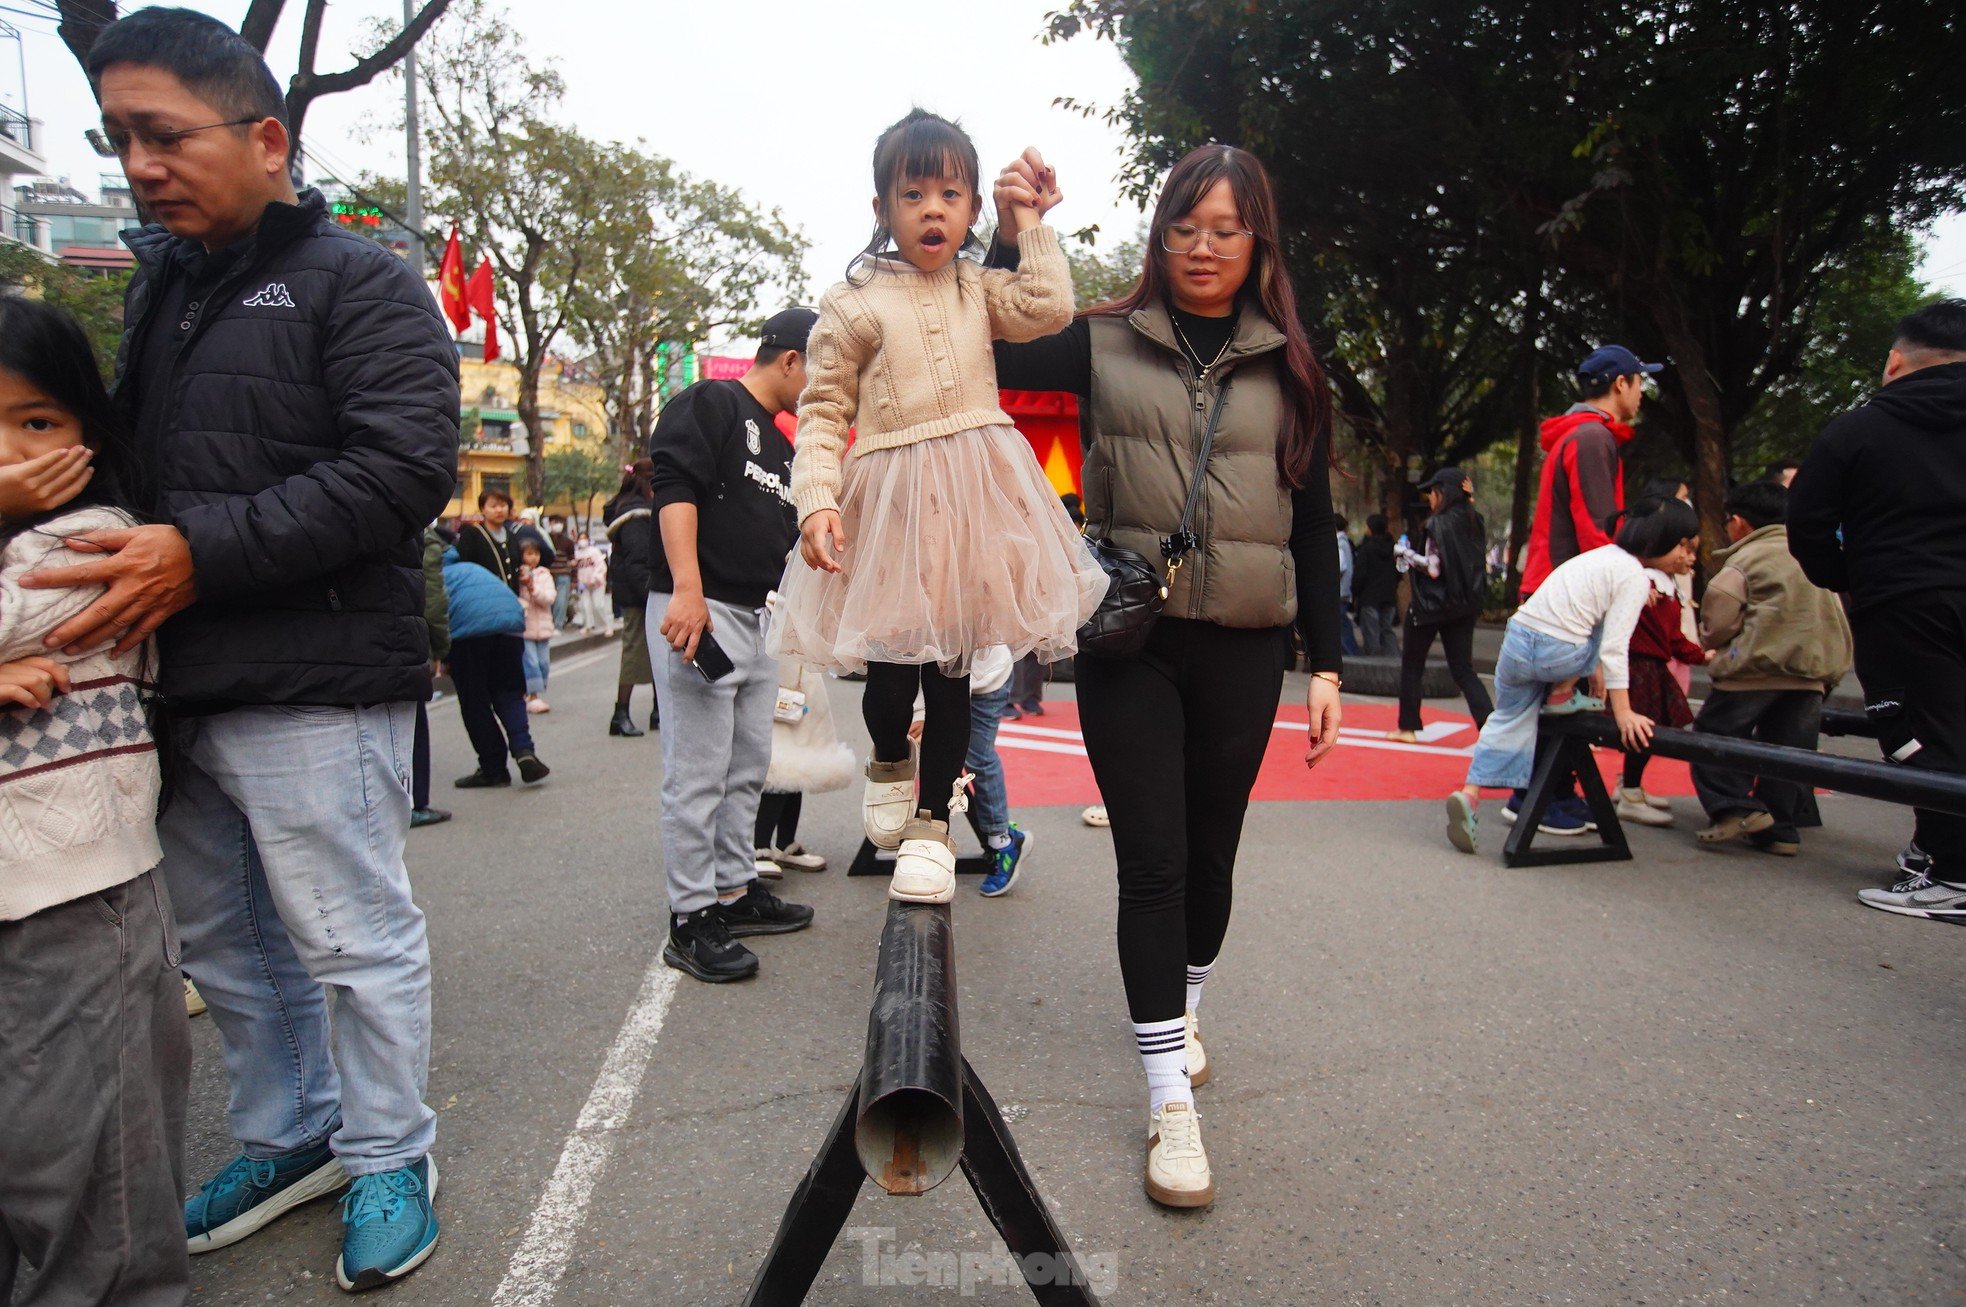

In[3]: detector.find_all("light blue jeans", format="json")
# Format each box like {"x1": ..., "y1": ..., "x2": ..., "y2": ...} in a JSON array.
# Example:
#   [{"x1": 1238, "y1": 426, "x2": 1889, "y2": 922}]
[
  {"x1": 968, "y1": 686, "x2": 1012, "y2": 841},
  {"x1": 160, "y1": 703, "x2": 434, "y2": 1177},
  {"x1": 1465, "y1": 622, "x2": 1604, "y2": 791},
  {"x1": 523, "y1": 637, "x2": 552, "y2": 695}
]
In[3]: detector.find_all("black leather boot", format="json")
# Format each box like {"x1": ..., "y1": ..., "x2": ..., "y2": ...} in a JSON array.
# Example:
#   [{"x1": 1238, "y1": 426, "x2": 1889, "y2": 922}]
[{"x1": 609, "y1": 703, "x2": 644, "y2": 737}]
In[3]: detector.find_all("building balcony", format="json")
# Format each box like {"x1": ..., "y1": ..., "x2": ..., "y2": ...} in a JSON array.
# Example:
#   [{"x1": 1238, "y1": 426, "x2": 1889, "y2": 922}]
[{"x1": 0, "y1": 107, "x2": 46, "y2": 180}]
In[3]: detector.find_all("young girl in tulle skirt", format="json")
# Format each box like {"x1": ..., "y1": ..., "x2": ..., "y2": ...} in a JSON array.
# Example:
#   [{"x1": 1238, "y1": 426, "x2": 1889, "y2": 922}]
[{"x1": 770, "y1": 109, "x2": 1105, "y2": 904}]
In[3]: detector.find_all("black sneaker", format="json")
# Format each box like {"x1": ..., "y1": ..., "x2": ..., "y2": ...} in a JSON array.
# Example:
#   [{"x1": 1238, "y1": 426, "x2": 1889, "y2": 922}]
[
  {"x1": 513, "y1": 750, "x2": 550, "y2": 784},
  {"x1": 453, "y1": 770, "x2": 510, "y2": 789},
  {"x1": 409, "y1": 807, "x2": 452, "y2": 828},
  {"x1": 716, "y1": 881, "x2": 815, "y2": 938},
  {"x1": 664, "y1": 907, "x2": 759, "y2": 983}
]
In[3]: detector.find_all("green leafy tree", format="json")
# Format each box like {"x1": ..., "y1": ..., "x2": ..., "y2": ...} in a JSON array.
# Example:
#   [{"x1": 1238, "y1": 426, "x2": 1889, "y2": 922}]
[
  {"x1": 1047, "y1": 0, "x2": 1966, "y2": 558},
  {"x1": 1730, "y1": 228, "x2": 1937, "y2": 477},
  {"x1": 0, "y1": 248, "x2": 130, "y2": 380},
  {"x1": 564, "y1": 148, "x2": 805, "y2": 463},
  {"x1": 1065, "y1": 227, "x2": 1146, "y2": 309},
  {"x1": 538, "y1": 444, "x2": 618, "y2": 534},
  {"x1": 416, "y1": 0, "x2": 607, "y2": 502}
]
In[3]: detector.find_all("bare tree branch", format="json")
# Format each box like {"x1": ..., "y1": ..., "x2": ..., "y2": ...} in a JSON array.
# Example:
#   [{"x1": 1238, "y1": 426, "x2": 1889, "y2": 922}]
[
  {"x1": 238, "y1": 0, "x2": 285, "y2": 51},
  {"x1": 293, "y1": 0, "x2": 451, "y2": 103},
  {"x1": 54, "y1": 0, "x2": 117, "y2": 69}
]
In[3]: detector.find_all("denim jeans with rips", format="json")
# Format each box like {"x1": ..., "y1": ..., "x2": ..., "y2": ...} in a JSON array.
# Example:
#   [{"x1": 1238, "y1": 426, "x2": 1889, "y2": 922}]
[{"x1": 160, "y1": 703, "x2": 434, "y2": 1177}]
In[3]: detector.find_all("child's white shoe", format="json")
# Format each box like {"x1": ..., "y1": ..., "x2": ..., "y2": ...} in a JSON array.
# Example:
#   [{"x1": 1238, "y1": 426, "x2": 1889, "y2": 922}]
[
  {"x1": 1616, "y1": 788, "x2": 1674, "y2": 827},
  {"x1": 863, "y1": 758, "x2": 916, "y2": 850},
  {"x1": 889, "y1": 812, "x2": 956, "y2": 904}
]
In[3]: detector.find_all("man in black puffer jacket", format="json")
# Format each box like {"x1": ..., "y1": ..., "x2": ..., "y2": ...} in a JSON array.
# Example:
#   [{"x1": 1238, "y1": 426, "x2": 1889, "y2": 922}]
[
  {"x1": 1790, "y1": 298, "x2": 1966, "y2": 920},
  {"x1": 26, "y1": 9, "x2": 457, "y2": 1291}
]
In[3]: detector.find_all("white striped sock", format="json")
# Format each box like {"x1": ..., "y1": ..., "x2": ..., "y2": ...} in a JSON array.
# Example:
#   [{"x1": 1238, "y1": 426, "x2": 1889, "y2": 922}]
[
  {"x1": 1133, "y1": 1017, "x2": 1191, "y2": 1115},
  {"x1": 1186, "y1": 959, "x2": 1214, "y2": 1014}
]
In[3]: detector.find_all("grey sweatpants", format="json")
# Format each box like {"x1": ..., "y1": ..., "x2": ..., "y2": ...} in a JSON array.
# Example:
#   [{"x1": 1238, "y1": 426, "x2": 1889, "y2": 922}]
[
  {"x1": 649, "y1": 595, "x2": 777, "y2": 915},
  {"x1": 0, "y1": 872, "x2": 191, "y2": 1306}
]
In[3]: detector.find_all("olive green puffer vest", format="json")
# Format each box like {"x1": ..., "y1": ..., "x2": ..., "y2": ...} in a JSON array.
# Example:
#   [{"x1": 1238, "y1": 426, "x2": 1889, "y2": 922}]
[{"x1": 1081, "y1": 304, "x2": 1296, "y2": 629}]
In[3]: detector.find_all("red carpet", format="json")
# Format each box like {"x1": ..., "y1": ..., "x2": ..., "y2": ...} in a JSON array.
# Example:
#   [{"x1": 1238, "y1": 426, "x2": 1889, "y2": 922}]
[{"x1": 995, "y1": 699, "x2": 1696, "y2": 808}]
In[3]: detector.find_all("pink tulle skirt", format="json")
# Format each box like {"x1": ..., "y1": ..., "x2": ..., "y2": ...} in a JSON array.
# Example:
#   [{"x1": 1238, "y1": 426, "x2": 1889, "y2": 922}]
[{"x1": 768, "y1": 424, "x2": 1107, "y2": 676}]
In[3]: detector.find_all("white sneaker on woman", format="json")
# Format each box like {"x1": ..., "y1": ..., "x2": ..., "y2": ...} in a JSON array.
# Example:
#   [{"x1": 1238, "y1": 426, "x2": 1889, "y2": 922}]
[
  {"x1": 889, "y1": 813, "x2": 956, "y2": 903},
  {"x1": 863, "y1": 758, "x2": 917, "y2": 850},
  {"x1": 1185, "y1": 1011, "x2": 1210, "y2": 1087},
  {"x1": 1145, "y1": 1101, "x2": 1214, "y2": 1208}
]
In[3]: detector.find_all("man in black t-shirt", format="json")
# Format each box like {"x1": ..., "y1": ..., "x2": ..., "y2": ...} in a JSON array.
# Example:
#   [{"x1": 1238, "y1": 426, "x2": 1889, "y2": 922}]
[{"x1": 649, "y1": 308, "x2": 820, "y2": 982}]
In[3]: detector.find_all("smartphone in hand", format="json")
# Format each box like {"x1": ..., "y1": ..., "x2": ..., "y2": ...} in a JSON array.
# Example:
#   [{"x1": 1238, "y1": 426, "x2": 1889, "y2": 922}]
[{"x1": 691, "y1": 632, "x2": 736, "y2": 682}]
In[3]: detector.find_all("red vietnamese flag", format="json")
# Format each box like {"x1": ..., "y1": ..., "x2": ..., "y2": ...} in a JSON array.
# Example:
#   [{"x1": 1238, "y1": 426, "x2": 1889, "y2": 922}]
[
  {"x1": 437, "y1": 229, "x2": 469, "y2": 333},
  {"x1": 465, "y1": 256, "x2": 499, "y2": 361}
]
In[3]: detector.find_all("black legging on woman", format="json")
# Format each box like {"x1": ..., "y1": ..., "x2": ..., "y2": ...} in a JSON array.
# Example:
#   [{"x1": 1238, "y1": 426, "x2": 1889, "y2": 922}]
[
  {"x1": 1078, "y1": 621, "x2": 1292, "y2": 1019},
  {"x1": 862, "y1": 661, "x2": 971, "y2": 823},
  {"x1": 1396, "y1": 615, "x2": 1494, "y2": 733}
]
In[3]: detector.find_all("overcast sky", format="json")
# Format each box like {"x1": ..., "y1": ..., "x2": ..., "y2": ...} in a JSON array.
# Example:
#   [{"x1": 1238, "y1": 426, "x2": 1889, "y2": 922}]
[{"x1": 10, "y1": 0, "x2": 1965, "y2": 355}]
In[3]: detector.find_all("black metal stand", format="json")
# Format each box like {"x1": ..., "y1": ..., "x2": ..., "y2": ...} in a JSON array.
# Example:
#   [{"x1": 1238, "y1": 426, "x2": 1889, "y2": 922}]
[
  {"x1": 846, "y1": 840, "x2": 994, "y2": 877},
  {"x1": 1502, "y1": 720, "x2": 1633, "y2": 868},
  {"x1": 744, "y1": 1058, "x2": 1102, "y2": 1306},
  {"x1": 745, "y1": 899, "x2": 1101, "y2": 1305},
  {"x1": 1505, "y1": 711, "x2": 1966, "y2": 868}
]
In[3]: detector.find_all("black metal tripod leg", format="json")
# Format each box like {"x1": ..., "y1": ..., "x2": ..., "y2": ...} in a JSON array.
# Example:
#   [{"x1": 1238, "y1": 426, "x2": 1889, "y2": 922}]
[
  {"x1": 1569, "y1": 734, "x2": 1632, "y2": 858},
  {"x1": 744, "y1": 1083, "x2": 868, "y2": 1307},
  {"x1": 1502, "y1": 730, "x2": 1567, "y2": 866},
  {"x1": 957, "y1": 1059, "x2": 1104, "y2": 1306}
]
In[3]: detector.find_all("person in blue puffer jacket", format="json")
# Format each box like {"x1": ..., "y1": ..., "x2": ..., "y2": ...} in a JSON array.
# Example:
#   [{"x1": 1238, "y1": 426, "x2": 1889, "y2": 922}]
[{"x1": 442, "y1": 549, "x2": 550, "y2": 788}]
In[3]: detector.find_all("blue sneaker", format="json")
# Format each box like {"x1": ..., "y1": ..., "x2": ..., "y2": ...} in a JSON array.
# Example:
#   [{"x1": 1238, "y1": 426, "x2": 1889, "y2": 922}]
[
  {"x1": 185, "y1": 1142, "x2": 348, "y2": 1253},
  {"x1": 1499, "y1": 793, "x2": 1595, "y2": 836},
  {"x1": 335, "y1": 1156, "x2": 440, "y2": 1292},
  {"x1": 980, "y1": 825, "x2": 1034, "y2": 897}
]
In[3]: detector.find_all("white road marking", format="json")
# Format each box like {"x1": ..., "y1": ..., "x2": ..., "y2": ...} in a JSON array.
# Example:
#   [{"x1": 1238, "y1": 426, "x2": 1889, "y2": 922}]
[
  {"x1": 995, "y1": 718, "x2": 1475, "y2": 758},
  {"x1": 491, "y1": 958, "x2": 679, "y2": 1307},
  {"x1": 994, "y1": 734, "x2": 1090, "y2": 758},
  {"x1": 995, "y1": 721, "x2": 1092, "y2": 743}
]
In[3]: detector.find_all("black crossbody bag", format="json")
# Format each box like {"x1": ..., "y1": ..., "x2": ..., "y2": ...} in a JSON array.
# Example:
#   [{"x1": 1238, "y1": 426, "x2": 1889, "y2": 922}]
[{"x1": 1076, "y1": 377, "x2": 1233, "y2": 658}]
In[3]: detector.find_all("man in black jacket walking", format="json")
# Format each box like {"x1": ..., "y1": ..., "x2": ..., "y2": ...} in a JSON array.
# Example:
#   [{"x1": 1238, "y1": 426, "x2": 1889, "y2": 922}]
[
  {"x1": 1790, "y1": 298, "x2": 1966, "y2": 920},
  {"x1": 28, "y1": 10, "x2": 456, "y2": 1289}
]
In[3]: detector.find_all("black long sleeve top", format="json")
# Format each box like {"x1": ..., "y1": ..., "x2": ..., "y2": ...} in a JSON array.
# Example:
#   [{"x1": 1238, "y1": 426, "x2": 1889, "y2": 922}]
[{"x1": 993, "y1": 316, "x2": 1343, "y2": 674}]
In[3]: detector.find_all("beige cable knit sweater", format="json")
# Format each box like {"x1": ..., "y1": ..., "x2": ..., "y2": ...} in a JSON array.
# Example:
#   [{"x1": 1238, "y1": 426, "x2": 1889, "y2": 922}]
[
  {"x1": 789, "y1": 224, "x2": 1074, "y2": 522},
  {"x1": 0, "y1": 506, "x2": 163, "y2": 921}
]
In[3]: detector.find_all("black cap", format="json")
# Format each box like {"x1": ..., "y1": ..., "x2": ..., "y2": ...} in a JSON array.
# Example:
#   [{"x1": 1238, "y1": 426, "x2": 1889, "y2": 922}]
[
  {"x1": 1576, "y1": 344, "x2": 1664, "y2": 389},
  {"x1": 759, "y1": 306, "x2": 818, "y2": 352},
  {"x1": 1421, "y1": 466, "x2": 1469, "y2": 492}
]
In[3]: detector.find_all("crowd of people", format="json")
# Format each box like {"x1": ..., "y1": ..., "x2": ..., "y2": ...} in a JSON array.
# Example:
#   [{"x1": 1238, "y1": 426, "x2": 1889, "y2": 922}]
[{"x1": 1, "y1": 6, "x2": 1961, "y2": 1304}]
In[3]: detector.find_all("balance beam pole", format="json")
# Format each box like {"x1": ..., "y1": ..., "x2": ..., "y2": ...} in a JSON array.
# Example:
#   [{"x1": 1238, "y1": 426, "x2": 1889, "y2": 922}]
[
  {"x1": 854, "y1": 901, "x2": 965, "y2": 1196},
  {"x1": 1548, "y1": 715, "x2": 1966, "y2": 818}
]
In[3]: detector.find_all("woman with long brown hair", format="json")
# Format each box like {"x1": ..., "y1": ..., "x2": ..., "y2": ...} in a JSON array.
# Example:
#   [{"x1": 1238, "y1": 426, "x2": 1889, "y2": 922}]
[{"x1": 992, "y1": 144, "x2": 1343, "y2": 1208}]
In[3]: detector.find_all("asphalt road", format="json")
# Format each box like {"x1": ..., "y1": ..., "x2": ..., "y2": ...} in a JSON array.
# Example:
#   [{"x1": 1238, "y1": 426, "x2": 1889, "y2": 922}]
[{"x1": 177, "y1": 641, "x2": 1966, "y2": 1305}]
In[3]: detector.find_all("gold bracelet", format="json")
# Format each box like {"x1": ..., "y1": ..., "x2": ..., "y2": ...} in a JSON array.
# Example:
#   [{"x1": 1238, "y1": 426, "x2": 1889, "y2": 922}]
[{"x1": 1312, "y1": 671, "x2": 1342, "y2": 688}]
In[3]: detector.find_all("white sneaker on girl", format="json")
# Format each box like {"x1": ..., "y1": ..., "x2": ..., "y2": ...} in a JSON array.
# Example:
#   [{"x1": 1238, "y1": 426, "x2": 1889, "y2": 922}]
[{"x1": 889, "y1": 812, "x2": 956, "y2": 903}]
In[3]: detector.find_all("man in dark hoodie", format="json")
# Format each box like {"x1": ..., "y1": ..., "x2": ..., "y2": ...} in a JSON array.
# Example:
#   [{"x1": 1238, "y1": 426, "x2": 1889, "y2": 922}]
[{"x1": 1790, "y1": 298, "x2": 1966, "y2": 920}]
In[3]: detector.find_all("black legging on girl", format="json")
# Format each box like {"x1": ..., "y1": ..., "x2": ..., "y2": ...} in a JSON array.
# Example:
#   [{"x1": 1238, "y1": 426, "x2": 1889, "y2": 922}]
[{"x1": 862, "y1": 661, "x2": 972, "y2": 823}]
